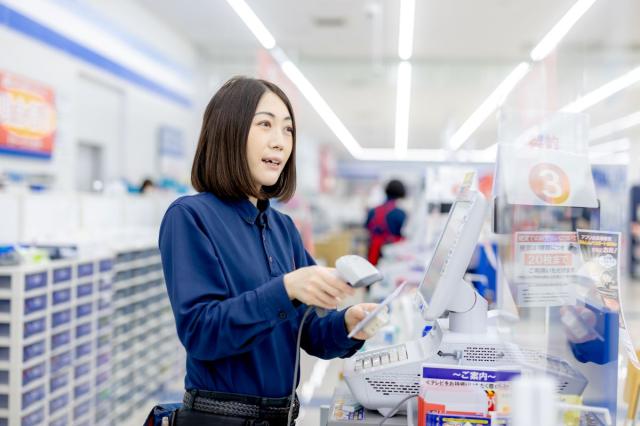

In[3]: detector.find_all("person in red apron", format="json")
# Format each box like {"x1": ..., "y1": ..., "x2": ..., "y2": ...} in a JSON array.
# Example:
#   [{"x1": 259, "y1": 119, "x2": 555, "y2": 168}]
[{"x1": 365, "y1": 179, "x2": 407, "y2": 265}]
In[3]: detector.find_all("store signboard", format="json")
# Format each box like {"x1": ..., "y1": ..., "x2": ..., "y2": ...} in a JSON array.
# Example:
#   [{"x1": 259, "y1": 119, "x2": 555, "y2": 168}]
[
  {"x1": 0, "y1": 71, "x2": 56, "y2": 159},
  {"x1": 513, "y1": 231, "x2": 579, "y2": 307}
]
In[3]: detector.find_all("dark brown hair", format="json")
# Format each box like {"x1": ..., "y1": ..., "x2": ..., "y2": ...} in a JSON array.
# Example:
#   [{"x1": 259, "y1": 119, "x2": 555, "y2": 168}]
[{"x1": 191, "y1": 76, "x2": 296, "y2": 201}]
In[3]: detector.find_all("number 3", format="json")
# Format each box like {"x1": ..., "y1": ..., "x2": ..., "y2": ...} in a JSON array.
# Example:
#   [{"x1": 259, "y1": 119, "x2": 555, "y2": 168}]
[{"x1": 529, "y1": 163, "x2": 570, "y2": 204}]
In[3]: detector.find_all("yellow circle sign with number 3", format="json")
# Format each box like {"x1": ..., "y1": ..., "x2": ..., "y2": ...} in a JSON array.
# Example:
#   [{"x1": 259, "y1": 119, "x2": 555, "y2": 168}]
[{"x1": 529, "y1": 163, "x2": 571, "y2": 205}]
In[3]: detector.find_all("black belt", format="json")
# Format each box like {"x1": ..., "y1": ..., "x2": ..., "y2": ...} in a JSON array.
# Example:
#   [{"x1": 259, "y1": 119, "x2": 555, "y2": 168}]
[{"x1": 182, "y1": 389, "x2": 299, "y2": 424}]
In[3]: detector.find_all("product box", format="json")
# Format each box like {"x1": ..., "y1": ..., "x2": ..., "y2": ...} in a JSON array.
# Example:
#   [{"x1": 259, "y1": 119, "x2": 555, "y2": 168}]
[
  {"x1": 418, "y1": 364, "x2": 520, "y2": 426},
  {"x1": 331, "y1": 391, "x2": 365, "y2": 421},
  {"x1": 426, "y1": 413, "x2": 510, "y2": 425},
  {"x1": 426, "y1": 413, "x2": 490, "y2": 425}
]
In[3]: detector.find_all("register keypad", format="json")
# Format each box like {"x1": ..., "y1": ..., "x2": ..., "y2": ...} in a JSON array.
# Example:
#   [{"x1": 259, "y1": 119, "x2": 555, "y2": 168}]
[{"x1": 354, "y1": 345, "x2": 408, "y2": 371}]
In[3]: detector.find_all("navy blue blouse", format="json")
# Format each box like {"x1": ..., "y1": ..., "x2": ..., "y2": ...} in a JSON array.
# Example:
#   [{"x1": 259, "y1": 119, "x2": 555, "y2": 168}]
[{"x1": 159, "y1": 192, "x2": 363, "y2": 397}]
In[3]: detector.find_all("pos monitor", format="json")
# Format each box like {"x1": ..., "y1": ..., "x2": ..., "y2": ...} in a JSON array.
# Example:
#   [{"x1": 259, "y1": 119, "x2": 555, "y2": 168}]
[{"x1": 415, "y1": 189, "x2": 489, "y2": 333}]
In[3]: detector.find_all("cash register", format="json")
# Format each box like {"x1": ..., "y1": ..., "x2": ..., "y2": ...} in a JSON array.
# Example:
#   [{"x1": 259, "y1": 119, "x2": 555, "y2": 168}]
[{"x1": 343, "y1": 189, "x2": 587, "y2": 412}]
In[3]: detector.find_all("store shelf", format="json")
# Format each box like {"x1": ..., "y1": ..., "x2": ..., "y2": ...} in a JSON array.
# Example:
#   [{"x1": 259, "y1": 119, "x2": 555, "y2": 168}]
[
  {"x1": 107, "y1": 246, "x2": 184, "y2": 423},
  {"x1": 0, "y1": 244, "x2": 184, "y2": 426}
]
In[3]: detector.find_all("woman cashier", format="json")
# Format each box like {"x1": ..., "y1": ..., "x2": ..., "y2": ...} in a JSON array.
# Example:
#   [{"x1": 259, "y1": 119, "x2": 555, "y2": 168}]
[{"x1": 159, "y1": 77, "x2": 378, "y2": 425}]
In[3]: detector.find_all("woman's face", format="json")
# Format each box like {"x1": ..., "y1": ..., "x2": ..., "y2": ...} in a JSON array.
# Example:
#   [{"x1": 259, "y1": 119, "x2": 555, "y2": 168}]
[{"x1": 246, "y1": 91, "x2": 293, "y2": 191}]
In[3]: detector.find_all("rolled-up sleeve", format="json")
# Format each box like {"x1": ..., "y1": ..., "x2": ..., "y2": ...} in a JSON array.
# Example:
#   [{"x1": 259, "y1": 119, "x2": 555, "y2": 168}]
[{"x1": 159, "y1": 204, "x2": 297, "y2": 361}]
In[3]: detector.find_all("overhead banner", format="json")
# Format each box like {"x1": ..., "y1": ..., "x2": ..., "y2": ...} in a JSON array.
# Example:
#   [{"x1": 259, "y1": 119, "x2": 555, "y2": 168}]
[{"x1": 0, "y1": 71, "x2": 56, "y2": 158}]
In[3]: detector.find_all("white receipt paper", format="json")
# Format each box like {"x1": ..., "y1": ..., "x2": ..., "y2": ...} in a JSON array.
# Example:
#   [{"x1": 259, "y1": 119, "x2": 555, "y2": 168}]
[{"x1": 347, "y1": 281, "x2": 412, "y2": 339}]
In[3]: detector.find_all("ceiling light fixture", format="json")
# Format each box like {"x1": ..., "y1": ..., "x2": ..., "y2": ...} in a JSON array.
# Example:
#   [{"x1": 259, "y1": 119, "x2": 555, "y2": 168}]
[
  {"x1": 358, "y1": 148, "x2": 443, "y2": 162},
  {"x1": 356, "y1": 148, "x2": 495, "y2": 163},
  {"x1": 394, "y1": 61, "x2": 412, "y2": 157},
  {"x1": 225, "y1": 0, "x2": 276, "y2": 49},
  {"x1": 588, "y1": 138, "x2": 630, "y2": 164},
  {"x1": 225, "y1": 1, "x2": 363, "y2": 157},
  {"x1": 530, "y1": 0, "x2": 597, "y2": 61},
  {"x1": 279, "y1": 59, "x2": 363, "y2": 158},
  {"x1": 398, "y1": 0, "x2": 416, "y2": 60},
  {"x1": 589, "y1": 137, "x2": 630, "y2": 154},
  {"x1": 561, "y1": 65, "x2": 640, "y2": 113},
  {"x1": 589, "y1": 150, "x2": 629, "y2": 165},
  {"x1": 590, "y1": 110, "x2": 640, "y2": 141},
  {"x1": 449, "y1": 62, "x2": 531, "y2": 151}
]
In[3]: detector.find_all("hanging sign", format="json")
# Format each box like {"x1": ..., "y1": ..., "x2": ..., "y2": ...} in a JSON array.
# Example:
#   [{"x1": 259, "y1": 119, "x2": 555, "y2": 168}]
[
  {"x1": 0, "y1": 71, "x2": 56, "y2": 158},
  {"x1": 499, "y1": 144, "x2": 597, "y2": 208}
]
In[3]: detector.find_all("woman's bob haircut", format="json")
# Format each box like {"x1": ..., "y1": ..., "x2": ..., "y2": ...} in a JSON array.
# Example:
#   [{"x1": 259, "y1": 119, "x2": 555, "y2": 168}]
[{"x1": 191, "y1": 76, "x2": 296, "y2": 202}]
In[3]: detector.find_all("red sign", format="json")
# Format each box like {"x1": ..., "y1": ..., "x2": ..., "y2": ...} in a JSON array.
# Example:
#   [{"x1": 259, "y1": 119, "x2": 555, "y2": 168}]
[{"x1": 0, "y1": 71, "x2": 56, "y2": 158}]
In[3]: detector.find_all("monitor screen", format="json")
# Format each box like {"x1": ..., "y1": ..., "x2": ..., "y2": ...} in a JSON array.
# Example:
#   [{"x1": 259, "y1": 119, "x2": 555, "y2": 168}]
[{"x1": 419, "y1": 200, "x2": 472, "y2": 303}]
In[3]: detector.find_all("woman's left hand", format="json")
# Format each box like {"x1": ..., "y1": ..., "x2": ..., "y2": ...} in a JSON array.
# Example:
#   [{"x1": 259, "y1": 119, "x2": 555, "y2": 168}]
[{"x1": 344, "y1": 303, "x2": 381, "y2": 340}]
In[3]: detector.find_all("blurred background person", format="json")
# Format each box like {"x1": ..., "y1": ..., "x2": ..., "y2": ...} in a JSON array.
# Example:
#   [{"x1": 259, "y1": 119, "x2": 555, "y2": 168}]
[
  {"x1": 139, "y1": 178, "x2": 155, "y2": 194},
  {"x1": 365, "y1": 179, "x2": 407, "y2": 265}
]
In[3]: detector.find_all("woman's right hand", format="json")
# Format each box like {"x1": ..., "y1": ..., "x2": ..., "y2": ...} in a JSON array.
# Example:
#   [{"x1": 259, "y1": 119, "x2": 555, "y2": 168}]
[{"x1": 283, "y1": 266, "x2": 355, "y2": 309}]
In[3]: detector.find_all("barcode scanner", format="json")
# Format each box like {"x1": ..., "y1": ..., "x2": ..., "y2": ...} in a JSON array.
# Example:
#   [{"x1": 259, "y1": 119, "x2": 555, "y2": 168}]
[{"x1": 315, "y1": 255, "x2": 384, "y2": 317}]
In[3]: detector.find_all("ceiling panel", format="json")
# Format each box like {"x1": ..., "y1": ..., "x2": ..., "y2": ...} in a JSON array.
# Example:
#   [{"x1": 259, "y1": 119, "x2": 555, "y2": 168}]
[{"x1": 134, "y1": 0, "x2": 640, "y2": 156}]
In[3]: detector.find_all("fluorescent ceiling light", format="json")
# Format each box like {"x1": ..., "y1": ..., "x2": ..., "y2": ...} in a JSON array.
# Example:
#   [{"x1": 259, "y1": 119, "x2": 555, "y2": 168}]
[
  {"x1": 590, "y1": 110, "x2": 640, "y2": 140},
  {"x1": 480, "y1": 143, "x2": 498, "y2": 162},
  {"x1": 530, "y1": 0, "x2": 597, "y2": 61},
  {"x1": 226, "y1": 0, "x2": 276, "y2": 49},
  {"x1": 590, "y1": 151, "x2": 629, "y2": 165},
  {"x1": 357, "y1": 148, "x2": 446, "y2": 162},
  {"x1": 588, "y1": 137, "x2": 630, "y2": 164},
  {"x1": 355, "y1": 148, "x2": 495, "y2": 163},
  {"x1": 589, "y1": 137, "x2": 630, "y2": 154},
  {"x1": 589, "y1": 137, "x2": 630, "y2": 164},
  {"x1": 561, "y1": 65, "x2": 640, "y2": 113},
  {"x1": 279, "y1": 59, "x2": 363, "y2": 158},
  {"x1": 449, "y1": 62, "x2": 531, "y2": 151},
  {"x1": 394, "y1": 61, "x2": 412, "y2": 157},
  {"x1": 398, "y1": 0, "x2": 416, "y2": 60},
  {"x1": 449, "y1": 0, "x2": 593, "y2": 151},
  {"x1": 606, "y1": 152, "x2": 629, "y2": 164}
]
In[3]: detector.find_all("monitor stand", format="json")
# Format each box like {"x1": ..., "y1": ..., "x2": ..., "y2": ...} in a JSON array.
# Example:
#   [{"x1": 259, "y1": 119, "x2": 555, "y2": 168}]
[{"x1": 448, "y1": 279, "x2": 488, "y2": 334}]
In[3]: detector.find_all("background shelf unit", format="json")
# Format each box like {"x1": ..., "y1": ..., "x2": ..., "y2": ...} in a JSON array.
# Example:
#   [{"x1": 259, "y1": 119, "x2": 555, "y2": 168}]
[
  {"x1": 109, "y1": 246, "x2": 184, "y2": 426},
  {"x1": 0, "y1": 244, "x2": 185, "y2": 426}
]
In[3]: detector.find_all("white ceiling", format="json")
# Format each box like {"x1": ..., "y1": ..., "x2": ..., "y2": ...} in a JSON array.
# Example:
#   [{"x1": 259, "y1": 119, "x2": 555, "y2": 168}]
[{"x1": 135, "y1": 0, "x2": 640, "y2": 156}]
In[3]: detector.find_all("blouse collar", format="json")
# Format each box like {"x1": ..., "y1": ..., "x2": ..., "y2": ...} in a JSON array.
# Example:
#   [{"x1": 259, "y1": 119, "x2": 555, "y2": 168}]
[{"x1": 231, "y1": 197, "x2": 272, "y2": 228}]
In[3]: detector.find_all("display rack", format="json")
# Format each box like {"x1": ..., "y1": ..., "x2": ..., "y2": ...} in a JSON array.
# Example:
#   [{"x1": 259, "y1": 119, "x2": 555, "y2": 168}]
[
  {"x1": 0, "y1": 244, "x2": 184, "y2": 426},
  {"x1": 0, "y1": 255, "x2": 113, "y2": 426},
  {"x1": 109, "y1": 246, "x2": 184, "y2": 425}
]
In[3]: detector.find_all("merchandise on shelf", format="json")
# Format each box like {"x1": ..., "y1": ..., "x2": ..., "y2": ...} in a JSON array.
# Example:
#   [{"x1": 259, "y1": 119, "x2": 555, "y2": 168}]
[{"x1": 0, "y1": 244, "x2": 184, "y2": 426}]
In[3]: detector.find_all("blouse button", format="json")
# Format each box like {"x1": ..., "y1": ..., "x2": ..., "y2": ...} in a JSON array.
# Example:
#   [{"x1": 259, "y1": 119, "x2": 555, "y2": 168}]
[
  {"x1": 278, "y1": 311, "x2": 287, "y2": 320},
  {"x1": 269, "y1": 256, "x2": 273, "y2": 263}
]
